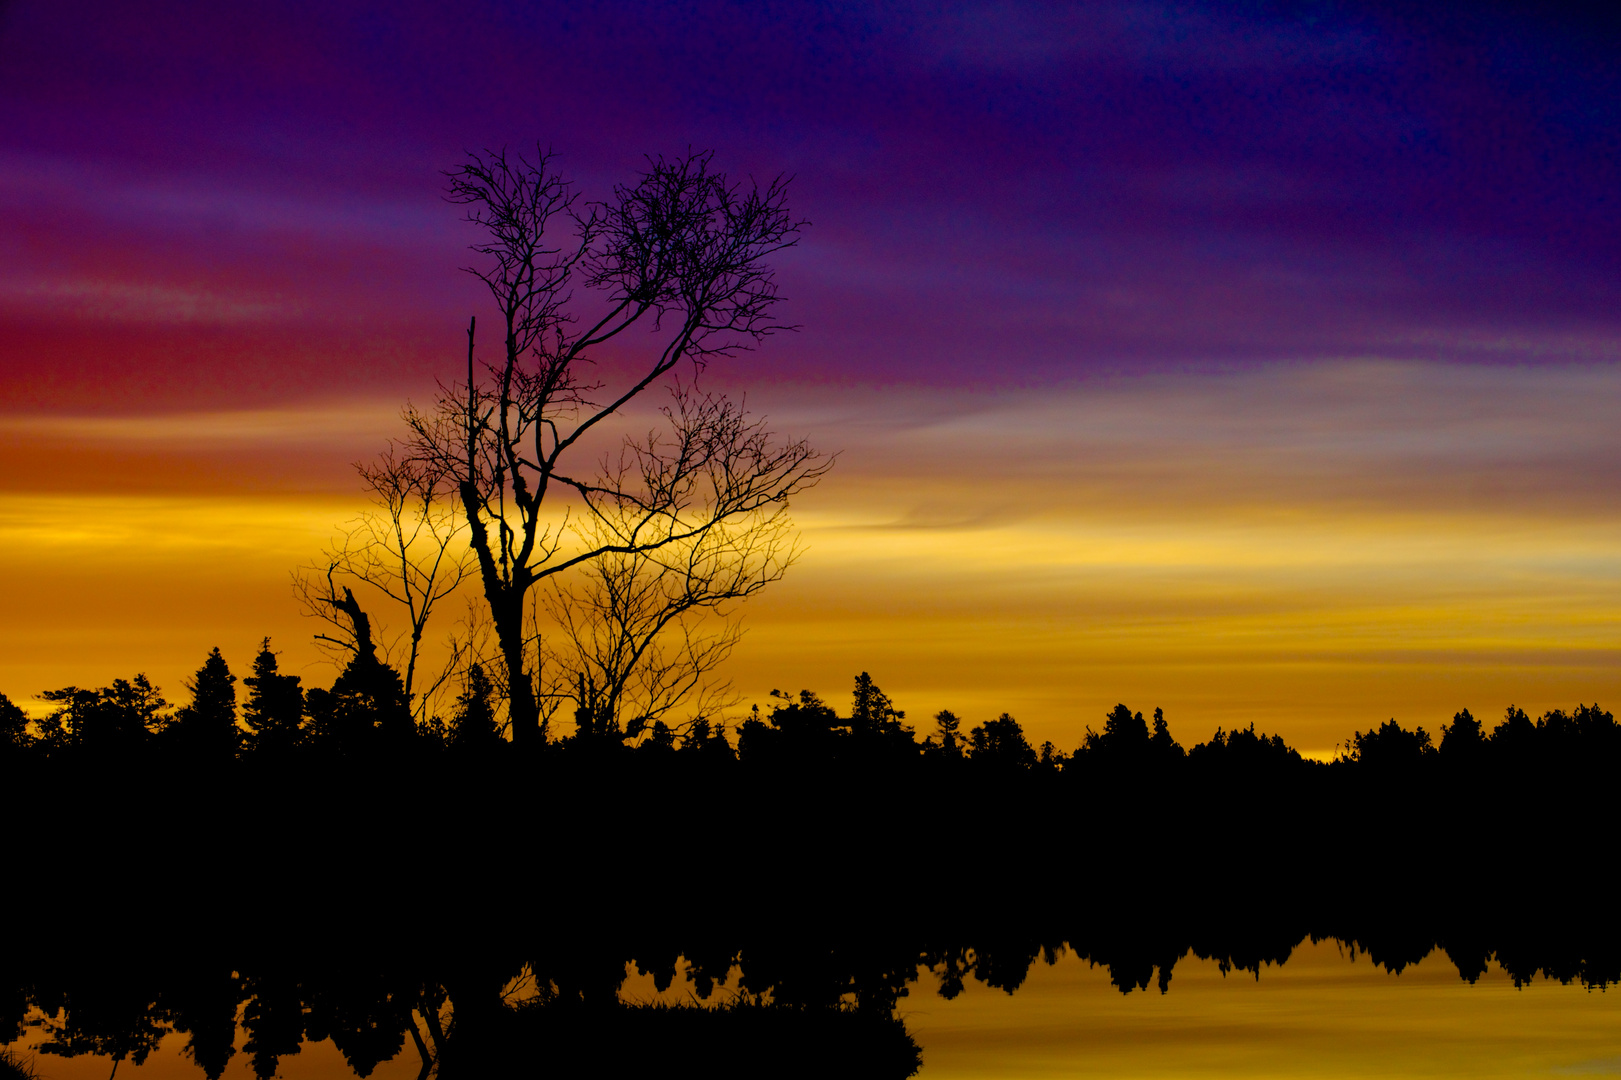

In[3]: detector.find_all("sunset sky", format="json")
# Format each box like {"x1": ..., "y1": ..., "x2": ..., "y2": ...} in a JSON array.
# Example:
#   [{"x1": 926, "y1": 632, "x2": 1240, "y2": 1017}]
[{"x1": 3, "y1": 0, "x2": 1620, "y2": 754}]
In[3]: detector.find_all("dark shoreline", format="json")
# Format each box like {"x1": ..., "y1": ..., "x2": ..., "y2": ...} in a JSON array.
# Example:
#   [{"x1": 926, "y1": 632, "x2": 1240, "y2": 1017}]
[{"x1": 8, "y1": 684, "x2": 1618, "y2": 1077}]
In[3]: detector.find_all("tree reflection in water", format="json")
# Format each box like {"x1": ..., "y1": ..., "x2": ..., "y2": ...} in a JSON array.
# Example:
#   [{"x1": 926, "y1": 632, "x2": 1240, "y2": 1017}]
[{"x1": 4, "y1": 900, "x2": 1619, "y2": 1080}]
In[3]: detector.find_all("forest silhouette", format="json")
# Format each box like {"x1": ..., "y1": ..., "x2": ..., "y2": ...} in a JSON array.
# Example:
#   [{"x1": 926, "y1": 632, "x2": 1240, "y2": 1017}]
[
  {"x1": 5, "y1": 652, "x2": 1620, "y2": 1078},
  {"x1": 4, "y1": 645, "x2": 1615, "y2": 832},
  {"x1": 4, "y1": 649, "x2": 1618, "y2": 894}
]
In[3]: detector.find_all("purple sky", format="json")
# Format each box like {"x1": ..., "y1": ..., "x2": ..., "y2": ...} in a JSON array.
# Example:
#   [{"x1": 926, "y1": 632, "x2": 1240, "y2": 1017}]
[{"x1": 3, "y1": 0, "x2": 1619, "y2": 412}]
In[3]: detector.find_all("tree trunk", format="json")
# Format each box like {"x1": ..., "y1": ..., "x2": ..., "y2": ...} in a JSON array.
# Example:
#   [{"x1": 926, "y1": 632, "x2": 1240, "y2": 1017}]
[{"x1": 492, "y1": 594, "x2": 541, "y2": 745}]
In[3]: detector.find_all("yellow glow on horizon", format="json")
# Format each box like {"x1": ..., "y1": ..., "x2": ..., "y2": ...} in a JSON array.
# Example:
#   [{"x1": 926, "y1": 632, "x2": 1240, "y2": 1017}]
[
  {"x1": 0, "y1": 493, "x2": 373, "y2": 711},
  {"x1": 724, "y1": 498, "x2": 1621, "y2": 750},
  {"x1": 3, "y1": 361, "x2": 1621, "y2": 752}
]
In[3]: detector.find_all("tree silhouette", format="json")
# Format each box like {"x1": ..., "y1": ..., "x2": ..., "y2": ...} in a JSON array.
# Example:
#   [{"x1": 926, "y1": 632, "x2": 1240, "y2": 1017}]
[
  {"x1": 1150, "y1": 707, "x2": 1183, "y2": 761},
  {"x1": 678, "y1": 713, "x2": 734, "y2": 761},
  {"x1": 1571, "y1": 703, "x2": 1620, "y2": 759},
  {"x1": 927, "y1": 709, "x2": 964, "y2": 759},
  {"x1": 542, "y1": 412, "x2": 812, "y2": 744},
  {"x1": 305, "y1": 648, "x2": 413, "y2": 756},
  {"x1": 447, "y1": 663, "x2": 501, "y2": 751},
  {"x1": 1185, "y1": 723, "x2": 1300, "y2": 778},
  {"x1": 38, "y1": 675, "x2": 168, "y2": 755},
  {"x1": 968, "y1": 714, "x2": 1037, "y2": 769},
  {"x1": 1439, "y1": 707, "x2": 1485, "y2": 764},
  {"x1": 737, "y1": 689, "x2": 840, "y2": 764},
  {"x1": 1490, "y1": 705, "x2": 1537, "y2": 761},
  {"x1": 0, "y1": 693, "x2": 26, "y2": 754},
  {"x1": 1081, "y1": 704, "x2": 1151, "y2": 758},
  {"x1": 850, "y1": 672, "x2": 908, "y2": 740},
  {"x1": 240, "y1": 640, "x2": 305, "y2": 756},
  {"x1": 295, "y1": 443, "x2": 473, "y2": 725},
  {"x1": 409, "y1": 147, "x2": 829, "y2": 746},
  {"x1": 1348, "y1": 718, "x2": 1433, "y2": 772},
  {"x1": 167, "y1": 648, "x2": 239, "y2": 760}
]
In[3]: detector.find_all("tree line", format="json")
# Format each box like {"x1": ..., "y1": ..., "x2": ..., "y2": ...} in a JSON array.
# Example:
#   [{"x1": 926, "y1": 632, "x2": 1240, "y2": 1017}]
[{"x1": 4, "y1": 643, "x2": 1615, "y2": 788}]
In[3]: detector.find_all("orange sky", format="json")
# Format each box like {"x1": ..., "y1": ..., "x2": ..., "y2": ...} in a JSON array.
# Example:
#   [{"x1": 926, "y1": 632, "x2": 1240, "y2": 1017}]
[{"x1": 4, "y1": 359, "x2": 1620, "y2": 756}]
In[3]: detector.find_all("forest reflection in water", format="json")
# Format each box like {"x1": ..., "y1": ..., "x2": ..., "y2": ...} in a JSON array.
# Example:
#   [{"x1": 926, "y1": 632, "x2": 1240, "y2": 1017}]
[
  {"x1": 906, "y1": 936, "x2": 1621, "y2": 1079},
  {"x1": 6, "y1": 917, "x2": 1621, "y2": 1080}
]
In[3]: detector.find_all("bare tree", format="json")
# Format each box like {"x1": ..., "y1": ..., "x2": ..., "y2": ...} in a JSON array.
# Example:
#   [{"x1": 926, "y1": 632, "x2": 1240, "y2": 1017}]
[
  {"x1": 295, "y1": 438, "x2": 474, "y2": 719},
  {"x1": 545, "y1": 394, "x2": 805, "y2": 740},
  {"x1": 410, "y1": 147, "x2": 830, "y2": 746}
]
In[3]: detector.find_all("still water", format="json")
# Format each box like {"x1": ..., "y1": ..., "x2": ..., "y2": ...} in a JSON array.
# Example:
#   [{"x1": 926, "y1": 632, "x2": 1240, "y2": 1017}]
[
  {"x1": 899, "y1": 938, "x2": 1621, "y2": 1079},
  {"x1": 8, "y1": 937, "x2": 1618, "y2": 1078}
]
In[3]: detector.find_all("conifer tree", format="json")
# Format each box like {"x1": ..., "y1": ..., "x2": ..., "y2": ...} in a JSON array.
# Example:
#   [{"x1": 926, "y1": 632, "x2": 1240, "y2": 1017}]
[
  {"x1": 448, "y1": 664, "x2": 500, "y2": 750},
  {"x1": 0, "y1": 692, "x2": 28, "y2": 753},
  {"x1": 931, "y1": 709, "x2": 964, "y2": 758},
  {"x1": 850, "y1": 672, "x2": 907, "y2": 738},
  {"x1": 241, "y1": 639, "x2": 305, "y2": 755},
  {"x1": 39, "y1": 676, "x2": 169, "y2": 754},
  {"x1": 171, "y1": 647, "x2": 239, "y2": 759},
  {"x1": 1439, "y1": 707, "x2": 1485, "y2": 759},
  {"x1": 306, "y1": 650, "x2": 413, "y2": 755},
  {"x1": 1150, "y1": 707, "x2": 1184, "y2": 759},
  {"x1": 969, "y1": 713, "x2": 1037, "y2": 768}
]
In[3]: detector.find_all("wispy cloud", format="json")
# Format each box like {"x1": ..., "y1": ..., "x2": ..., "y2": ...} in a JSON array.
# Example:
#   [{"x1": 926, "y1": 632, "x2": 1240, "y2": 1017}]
[
  {"x1": 0, "y1": 277, "x2": 297, "y2": 325},
  {"x1": 0, "y1": 400, "x2": 406, "y2": 444},
  {"x1": 758, "y1": 360, "x2": 1621, "y2": 522}
]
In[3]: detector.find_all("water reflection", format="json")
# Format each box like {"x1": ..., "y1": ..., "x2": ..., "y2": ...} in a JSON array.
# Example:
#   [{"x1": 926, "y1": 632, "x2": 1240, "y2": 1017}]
[
  {"x1": 5, "y1": 912, "x2": 1619, "y2": 1080},
  {"x1": 908, "y1": 937, "x2": 1621, "y2": 1080}
]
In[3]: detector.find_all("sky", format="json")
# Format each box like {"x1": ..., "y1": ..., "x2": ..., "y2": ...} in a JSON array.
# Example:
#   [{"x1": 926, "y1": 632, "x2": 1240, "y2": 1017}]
[{"x1": 3, "y1": 0, "x2": 1620, "y2": 753}]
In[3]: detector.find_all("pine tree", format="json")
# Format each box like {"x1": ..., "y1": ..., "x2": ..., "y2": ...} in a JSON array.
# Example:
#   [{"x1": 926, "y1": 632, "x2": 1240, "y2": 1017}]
[
  {"x1": 309, "y1": 650, "x2": 412, "y2": 755},
  {"x1": 968, "y1": 713, "x2": 1037, "y2": 768},
  {"x1": 850, "y1": 672, "x2": 906, "y2": 738},
  {"x1": 0, "y1": 691, "x2": 28, "y2": 753},
  {"x1": 448, "y1": 664, "x2": 500, "y2": 750},
  {"x1": 1150, "y1": 706, "x2": 1184, "y2": 760},
  {"x1": 241, "y1": 639, "x2": 305, "y2": 755},
  {"x1": 171, "y1": 647, "x2": 239, "y2": 759},
  {"x1": 931, "y1": 709, "x2": 963, "y2": 758}
]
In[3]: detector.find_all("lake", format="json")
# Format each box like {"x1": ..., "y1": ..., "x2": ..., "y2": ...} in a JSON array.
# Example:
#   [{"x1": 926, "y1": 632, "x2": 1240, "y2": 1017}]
[{"x1": 7, "y1": 926, "x2": 1618, "y2": 1079}]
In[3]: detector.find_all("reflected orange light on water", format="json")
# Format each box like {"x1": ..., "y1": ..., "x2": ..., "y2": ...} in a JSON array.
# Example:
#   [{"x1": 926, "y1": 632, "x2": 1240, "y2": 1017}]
[
  {"x1": 901, "y1": 938, "x2": 1621, "y2": 1080},
  {"x1": 14, "y1": 941, "x2": 1621, "y2": 1079},
  {"x1": 2, "y1": 1027, "x2": 418, "y2": 1080}
]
